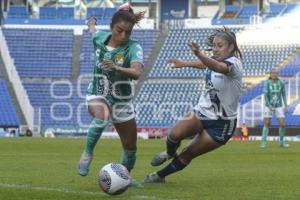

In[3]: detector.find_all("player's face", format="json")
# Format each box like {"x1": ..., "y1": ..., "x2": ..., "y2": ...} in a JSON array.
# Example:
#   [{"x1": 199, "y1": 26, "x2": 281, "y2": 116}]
[
  {"x1": 271, "y1": 70, "x2": 279, "y2": 80},
  {"x1": 111, "y1": 20, "x2": 134, "y2": 46},
  {"x1": 212, "y1": 36, "x2": 234, "y2": 61}
]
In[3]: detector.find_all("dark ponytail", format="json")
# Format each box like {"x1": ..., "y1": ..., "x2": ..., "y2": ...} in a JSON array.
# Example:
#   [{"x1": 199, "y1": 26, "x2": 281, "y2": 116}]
[{"x1": 205, "y1": 26, "x2": 242, "y2": 59}]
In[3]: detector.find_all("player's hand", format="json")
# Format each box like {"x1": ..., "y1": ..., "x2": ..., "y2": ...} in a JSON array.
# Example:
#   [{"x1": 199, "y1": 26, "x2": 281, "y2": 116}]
[
  {"x1": 268, "y1": 106, "x2": 274, "y2": 112},
  {"x1": 284, "y1": 107, "x2": 288, "y2": 112},
  {"x1": 102, "y1": 60, "x2": 119, "y2": 71},
  {"x1": 87, "y1": 16, "x2": 97, "y2": 26},
  {"x1": 168, "y1": 58, "x2": 185, "y2": 68},
  {"x1": 87, "y1": 16, "x2": 97, "y2": 33},
  {"x1": 188, "y1": 41, "x2": 201, "y2": 56}
]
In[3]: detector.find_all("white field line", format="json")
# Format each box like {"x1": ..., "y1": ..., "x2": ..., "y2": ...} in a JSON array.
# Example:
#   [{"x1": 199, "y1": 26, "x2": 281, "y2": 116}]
[{"x1": 0, "y1": 183, "x2": 185, "y2": 200}]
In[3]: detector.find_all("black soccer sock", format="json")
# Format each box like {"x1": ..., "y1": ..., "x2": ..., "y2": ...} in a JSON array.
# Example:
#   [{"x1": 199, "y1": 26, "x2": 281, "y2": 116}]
[
  {"x1": 166, "y1": 135, "x2": 181, "y2": 157},
  {"x1": 157, "y1": 157, "x2": 187, "y2": 178}
]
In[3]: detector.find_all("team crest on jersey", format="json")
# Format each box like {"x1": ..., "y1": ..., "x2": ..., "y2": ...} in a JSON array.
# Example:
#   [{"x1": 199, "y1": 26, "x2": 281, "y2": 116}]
[{"x1": 114, "y1": 53, "x2": 124, "y2": 66}]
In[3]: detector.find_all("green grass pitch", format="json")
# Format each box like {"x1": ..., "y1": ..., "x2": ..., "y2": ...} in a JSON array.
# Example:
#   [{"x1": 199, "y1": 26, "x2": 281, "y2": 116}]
[{"x1": 0, "y1": 138, "x2": 299, "y2": 200}]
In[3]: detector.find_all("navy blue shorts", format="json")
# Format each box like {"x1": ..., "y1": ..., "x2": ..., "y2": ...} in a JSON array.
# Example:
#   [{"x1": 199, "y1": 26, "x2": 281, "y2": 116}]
[{"x1": 193, "y1": 110, "x2": 237, "y2": 145}]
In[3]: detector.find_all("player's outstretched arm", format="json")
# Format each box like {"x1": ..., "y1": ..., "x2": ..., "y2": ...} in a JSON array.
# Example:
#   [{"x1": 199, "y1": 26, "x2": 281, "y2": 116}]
[
  {"x1": 188, "y1": 42, "x2": 230, "y2": 74},
  {"x1": 168, "y1": 58, "x2": 205, "y2": 69},
  {"x1": 87, "y1": 16, "x2": 97, "y2": 33}
]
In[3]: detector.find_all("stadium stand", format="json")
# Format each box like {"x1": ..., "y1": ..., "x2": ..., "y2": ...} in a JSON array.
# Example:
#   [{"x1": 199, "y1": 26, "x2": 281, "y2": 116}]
[
  {"x1": 279, "y1": 55, "x2": 300, "y2": 77},
  {"x1": 263, "y1": 3, "x2": 286, "y2": 19},
  {"x1": 2, "y1": 28, "x2": 159, "y2": 129},
  {"x1": 2, "y1": 1, "x2": 300, "y2": 131},
  {"x1": 281, "y1": 3, "x2": 299, "y2": 15},
  {"x1": 149, "y1": 28, "x2": 217, "y2": 78},
  {"x1": 240, "y1": 44, "x2": 298, "y2": 76},
  {"x1": 220, "y1": 5, "x2": 241, "y2": 19},
  {"x1": 3, "y1": 28, "x2": 73, "y2": 78},
  {"x1": 134, "y1": 80, "x2": 205, "y2": 127},
  {"x1": 22, "y1": 81, "x2": 92, "y2": 129},
  {"x1": 0, "y1": 80, "x2": 20, "y2": 127},
  {"x1": 7, "y1": 6, "x2": 29, "y2": 19}
]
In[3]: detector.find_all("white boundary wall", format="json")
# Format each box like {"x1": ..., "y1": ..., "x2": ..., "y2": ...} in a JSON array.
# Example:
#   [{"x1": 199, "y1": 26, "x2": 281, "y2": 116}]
[{"x1": 0, "y1": 28, "x2": 34, "y2": 130}]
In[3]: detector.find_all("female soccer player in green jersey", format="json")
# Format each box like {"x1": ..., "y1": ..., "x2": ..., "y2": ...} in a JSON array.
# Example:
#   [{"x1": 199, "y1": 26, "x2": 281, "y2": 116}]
[
  {"x1": 77, "y1": 3, "x2": 145, "y2": 186},
  {"x1": 261, "y1": 68, "x2": 289, "y2": 148}
]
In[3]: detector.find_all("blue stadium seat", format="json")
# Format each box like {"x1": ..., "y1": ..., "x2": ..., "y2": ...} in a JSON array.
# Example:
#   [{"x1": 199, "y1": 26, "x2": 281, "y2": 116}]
[
  {"x1": 0, "y1": 80, "x2": 20, "y2": 127},
  {"x1": 39, "y1": 7, "x2": 57, "y2": 19},
  {"x1": 57, "y1": 7, "x2": 74, "y2": 19},
  {"x1": 7, "y1": 6, "x2": 29, "y2": 19},
  {"x1": 3, "y1": 28, "x2": 73, "y2": 78}
]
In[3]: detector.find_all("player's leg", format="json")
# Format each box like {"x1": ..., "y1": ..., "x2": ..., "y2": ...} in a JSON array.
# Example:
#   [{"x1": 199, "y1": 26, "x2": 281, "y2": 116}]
[
  {"x1": 145, "y1": 130, "x2": 221, "y2": 183},
  {"x1": 77, "y1": 98, "x2": 110, "y2": 176},
  {"x1": 261, "y1": 106, "x2": 272, "y2": 148},
  {"x1": 151, "y1": 112, "x2": 202, "y2": 166},
  {"x1": 114, "y1": 118, "x2": 143, "y2": 187},
  {"x1": 276, "y1": 108, "x2": 289, "y2": 147},
  {"x1": 114, "y1": 118, "x2": 137, "y2": 172},
  {"x1": 145, "y1": 117, "x2": 236, "y2": 183},
  {"x1": 111, "y1": 102, "x2": 142, "y2": 187},
  {"x1": 261, "y1": 118, "x2": 271, "y2": 148},
  {"x1": 111, "y1": 101, "x2": 137, "y2": 172}
]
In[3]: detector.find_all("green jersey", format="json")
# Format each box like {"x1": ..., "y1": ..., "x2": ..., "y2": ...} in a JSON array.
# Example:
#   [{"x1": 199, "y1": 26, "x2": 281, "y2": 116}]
[
  {"x1": 87, "y1": 31, "x2": 144, "y2": 101},
  {"x1": 264, "y1": 79, "x2": 287, "y2": 108}
]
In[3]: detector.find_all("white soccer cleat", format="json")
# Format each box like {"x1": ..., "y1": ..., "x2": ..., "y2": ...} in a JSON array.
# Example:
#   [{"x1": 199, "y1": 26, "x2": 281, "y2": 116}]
[
  {"x1": 144, "y1": 172, "x2": 165, "y2": 183},
  {"x1": 151, "y1": 151, "x2": 173, "y2": 166},
  {"x1": 77, "y1": 152, "x2": 93, "y2": 176}
]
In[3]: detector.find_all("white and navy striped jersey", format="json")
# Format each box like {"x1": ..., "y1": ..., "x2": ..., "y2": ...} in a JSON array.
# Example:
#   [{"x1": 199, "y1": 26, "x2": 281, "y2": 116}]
[{"x1": 194, "y1": 56, "x2": 243, "y2": 119}]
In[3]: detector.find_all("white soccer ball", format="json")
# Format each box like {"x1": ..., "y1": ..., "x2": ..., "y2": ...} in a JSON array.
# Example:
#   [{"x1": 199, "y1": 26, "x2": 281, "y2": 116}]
[{"x1": 98, "y1": 163, "x2": 131, "y2": 195}]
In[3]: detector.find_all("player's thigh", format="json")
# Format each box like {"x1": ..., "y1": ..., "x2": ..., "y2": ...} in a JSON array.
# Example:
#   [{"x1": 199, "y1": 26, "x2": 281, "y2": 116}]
[
  {"x1": 275, "y1": 107, "x2": 285, "y2": 126},
  {"x1": 263, "y1": 106, "x2": 273, "y2": 120},
  {"x1": 87, "y1": 98, "x2": 111, "y2": 120},
  {"x1": 114, "y1": 118, "x2": 137, "y2": 150},
  {"x1": 179, "y1": 130, "x2": 222, "y2": 163},
  {"x1": 263, "y1": 117, "x2": 271, "y2": 126},
  {"x1": 169, "y1": 111, "x2": 203, "y2": 141},
  {"x1": 277, "y1": 117, "x2": 285, "y2": 127}
]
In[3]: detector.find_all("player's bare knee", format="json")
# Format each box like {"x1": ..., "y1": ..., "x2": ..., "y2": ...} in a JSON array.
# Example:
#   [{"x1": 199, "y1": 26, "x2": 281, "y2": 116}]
[
  {"x1": 168, "y1": 129, "x2": 181, "y2": 141},
  {"x1": 122, "y1": 141, "x2": 136, "y2": 150}
]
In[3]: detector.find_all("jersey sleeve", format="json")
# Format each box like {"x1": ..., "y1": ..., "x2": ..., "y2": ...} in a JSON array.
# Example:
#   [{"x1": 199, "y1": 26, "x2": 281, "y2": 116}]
[
  {"x1": 92, "y1": 31, "x2": 107, "y2": 49},
  {"x1": 129, "y1": 42, "x2": 144, "y2": 68},
  {"x1": 223, "y1": 57, "x2": 243, "y2": 78},
  {"x1": 281, "y1": 80, "x2": 287, "y2": 107},
  {"x1": 264, "y1": 81, "x2": 271, "y2": 107}
]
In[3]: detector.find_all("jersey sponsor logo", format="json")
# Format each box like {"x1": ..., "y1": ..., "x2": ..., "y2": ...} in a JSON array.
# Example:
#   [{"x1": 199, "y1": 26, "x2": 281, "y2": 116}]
[{"x1": 114, "y1": 53, "x2": 124, "y2": 66}]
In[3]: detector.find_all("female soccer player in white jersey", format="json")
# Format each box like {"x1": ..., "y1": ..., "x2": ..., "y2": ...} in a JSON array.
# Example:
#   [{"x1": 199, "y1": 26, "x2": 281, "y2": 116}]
[
  {"x1": 261, "y1": 68, "x2": 289, "y2": 148},
  {"x1": 144, "y1": 28, "x2": 243, "y2": 183},
  {"x1": 77, "y1": 3, "x2": 144, "y2": 187}
]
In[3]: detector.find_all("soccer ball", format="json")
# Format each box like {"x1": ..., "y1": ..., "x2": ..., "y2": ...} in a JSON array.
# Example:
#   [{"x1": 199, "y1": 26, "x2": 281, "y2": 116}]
[{"x1": 98, "y1": 163, "x2": 131, "y2": 195}]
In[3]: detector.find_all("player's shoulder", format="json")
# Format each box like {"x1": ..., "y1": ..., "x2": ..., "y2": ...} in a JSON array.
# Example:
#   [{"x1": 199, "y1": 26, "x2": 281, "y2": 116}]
[
  {"x1": 225, "y1": 56, "x2": 242, "y2": 65},
  {"x1": 278, "y1": 79, "x2": 285, "y2": 85},
  {"x1": 265, "y1": 79, "x2": 271, "y2": 84},
  {"x1": 127, "y1": 39, "x2": 142, "y2": 49},
  {"x1": 93, "y1": 30, "x2": 110, "y2": 42}
]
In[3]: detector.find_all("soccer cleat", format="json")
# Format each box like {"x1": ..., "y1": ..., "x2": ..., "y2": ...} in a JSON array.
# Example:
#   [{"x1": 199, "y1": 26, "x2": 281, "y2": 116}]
[
  {"x1": 144, "y1": 172, "x2": 165, "y2": 183},
  {"x1": 151, "y1": 151, "x2": 173, "y2": 166},
  {"x1": 77, "y1": 152, "x2": 93, "y2": 176},
  {"x1": 128, "y1": 179, "x2": 144, "y2": 188},
  {"x1": 280, "y1": 143, "x2": 290, "y2": 148},
  {"x1": 260, "y1": 143, "x2": 267, "y2": 148}
]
